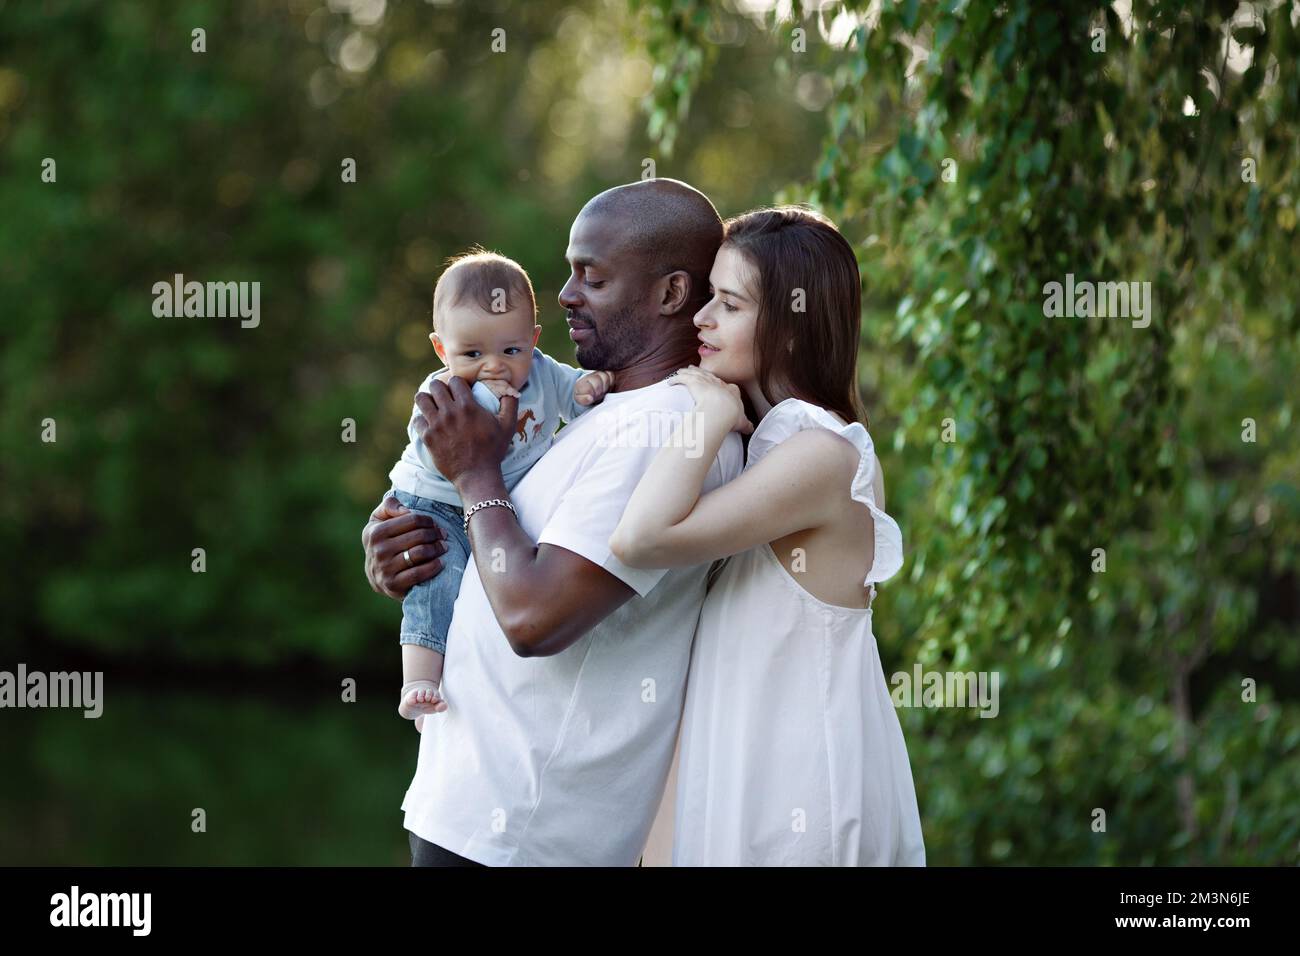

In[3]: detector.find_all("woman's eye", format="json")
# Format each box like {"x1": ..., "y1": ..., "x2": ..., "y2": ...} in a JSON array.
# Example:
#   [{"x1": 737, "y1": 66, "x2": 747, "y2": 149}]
[{"x1": 723, "y1": 302, "x2": 738, "y2": 313}]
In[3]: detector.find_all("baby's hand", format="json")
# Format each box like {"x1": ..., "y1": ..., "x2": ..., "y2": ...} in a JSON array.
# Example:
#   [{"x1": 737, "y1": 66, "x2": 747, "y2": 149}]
[
  {"x1": 480, "y1": 379, "x2": 521, "y2": 400},
  {"x1": 574, "y1": 370, "x2": 615, "y2": 406}
]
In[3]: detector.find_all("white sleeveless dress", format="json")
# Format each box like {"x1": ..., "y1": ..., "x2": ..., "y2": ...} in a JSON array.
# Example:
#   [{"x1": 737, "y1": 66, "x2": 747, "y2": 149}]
[{"x1": 665, "y1": 398, "x2": 926, "y2": 866}]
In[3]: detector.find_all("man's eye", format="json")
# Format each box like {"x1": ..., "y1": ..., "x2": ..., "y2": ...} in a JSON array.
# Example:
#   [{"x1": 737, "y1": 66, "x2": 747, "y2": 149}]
[{"x1": 587, "y1": 279, "x2": 605, "y2": 289}]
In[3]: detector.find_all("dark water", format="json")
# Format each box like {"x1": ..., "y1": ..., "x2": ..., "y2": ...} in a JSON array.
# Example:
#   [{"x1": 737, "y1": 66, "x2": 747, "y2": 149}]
[{"x1": 1, "y1": 685, "x2": 421, "y2": 865}]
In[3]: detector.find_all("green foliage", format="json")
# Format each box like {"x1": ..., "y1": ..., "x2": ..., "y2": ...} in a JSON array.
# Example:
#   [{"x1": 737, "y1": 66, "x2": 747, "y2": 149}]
[
  {"x1": 2, "y1": 0, "x2": 1295, "y2": 866},
  {"x1": 0, "y1": 0, "x2": 815, "y2": 666},
  {"x1": 0, "y1": 0, "x2": 825, "y2": 862},
  {"x1": 631, "y1": 0, "x2": 715, "y2": 156},
  {"x1": 636, "y1": 0, "x2": 1300, "y2": 863}
]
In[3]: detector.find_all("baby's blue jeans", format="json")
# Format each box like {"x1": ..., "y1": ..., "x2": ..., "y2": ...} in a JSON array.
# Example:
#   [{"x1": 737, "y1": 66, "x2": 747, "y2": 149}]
[{"x1": 389, "y1": 488, "x2": 470, "y2": 656}]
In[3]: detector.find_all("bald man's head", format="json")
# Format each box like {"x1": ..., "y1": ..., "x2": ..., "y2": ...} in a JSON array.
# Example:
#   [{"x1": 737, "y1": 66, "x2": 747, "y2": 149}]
[
  {"x1": 560, "y1": 179, "x2": 723, "y2": 371},
  {"x1": 583, "y1": 179, "x2": 723, "y2": 300}
]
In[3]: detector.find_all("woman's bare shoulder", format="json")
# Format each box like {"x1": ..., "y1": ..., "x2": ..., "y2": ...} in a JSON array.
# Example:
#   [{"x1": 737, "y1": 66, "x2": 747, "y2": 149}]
[{"x1": 757, "y1": 426, "x2": 860, "y2": 490}]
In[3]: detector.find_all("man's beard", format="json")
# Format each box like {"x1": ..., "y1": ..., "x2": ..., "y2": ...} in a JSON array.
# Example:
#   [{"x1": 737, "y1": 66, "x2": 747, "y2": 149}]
[{"x1": 573, "y1": 300, "x2": 649, "y2": 372}]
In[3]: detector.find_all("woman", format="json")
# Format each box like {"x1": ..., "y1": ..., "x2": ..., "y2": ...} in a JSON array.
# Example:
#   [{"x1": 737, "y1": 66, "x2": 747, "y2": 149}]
[{"x1": 611, "y1": 206, "x2": 925, "y2": 866}]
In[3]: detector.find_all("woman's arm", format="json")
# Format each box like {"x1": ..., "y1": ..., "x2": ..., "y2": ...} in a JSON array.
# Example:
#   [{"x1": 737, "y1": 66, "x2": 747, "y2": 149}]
[
  {"x1": 610, "y1": 373, "x2": 858, "y2": 569},
  {"x1": 611, "y1": 427, "x2": 857, "y2": 569}
]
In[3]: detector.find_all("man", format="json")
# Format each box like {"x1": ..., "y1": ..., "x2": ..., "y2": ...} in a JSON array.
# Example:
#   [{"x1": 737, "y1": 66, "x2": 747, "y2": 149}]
[{"x1": 361, "y1": 179, "x2": 743, "y2": 866}]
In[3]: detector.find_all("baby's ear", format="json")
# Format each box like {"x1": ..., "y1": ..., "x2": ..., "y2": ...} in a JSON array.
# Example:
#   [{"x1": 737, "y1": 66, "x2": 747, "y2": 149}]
[
  {"x1": 430, "y1": 332, "x2": 446, "y2": 360},
  {"x1": 531, "y1": 325, "x2": 542, "y2": 347}
]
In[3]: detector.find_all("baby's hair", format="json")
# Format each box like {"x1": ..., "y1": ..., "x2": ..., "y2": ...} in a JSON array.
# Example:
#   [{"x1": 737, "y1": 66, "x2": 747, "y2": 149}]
[{"x1": 432, "y1": 247, "x2": 537, "y2": 331}]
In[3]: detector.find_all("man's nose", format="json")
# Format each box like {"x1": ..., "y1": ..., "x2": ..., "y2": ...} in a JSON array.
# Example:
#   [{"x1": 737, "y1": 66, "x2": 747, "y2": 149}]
[{"x1": 558, "y1": 276, "x2": 581, "y2": 309}]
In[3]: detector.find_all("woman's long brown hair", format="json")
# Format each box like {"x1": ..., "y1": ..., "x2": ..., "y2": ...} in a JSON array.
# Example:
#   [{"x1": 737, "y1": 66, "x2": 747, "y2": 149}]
[{"x1": 723, "y1": 206, "x2": 868, "y2": 427}]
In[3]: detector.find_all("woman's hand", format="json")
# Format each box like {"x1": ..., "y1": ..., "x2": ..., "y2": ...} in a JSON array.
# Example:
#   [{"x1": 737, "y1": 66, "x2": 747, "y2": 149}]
[{"x1": 669, "y1": 367, "x2": 753, "y2": 435}]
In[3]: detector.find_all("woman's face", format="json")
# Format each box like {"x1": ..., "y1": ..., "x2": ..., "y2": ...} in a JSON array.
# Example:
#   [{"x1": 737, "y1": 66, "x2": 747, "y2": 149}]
[{"x1": 694, "y1": 244, "x2": 760, "y2": 385}]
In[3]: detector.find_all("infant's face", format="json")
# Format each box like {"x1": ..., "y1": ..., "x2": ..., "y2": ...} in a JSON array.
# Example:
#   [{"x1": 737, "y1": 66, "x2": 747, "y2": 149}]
[{"x1": 432, "y1": 304, "x2": 539, "y2": 391}]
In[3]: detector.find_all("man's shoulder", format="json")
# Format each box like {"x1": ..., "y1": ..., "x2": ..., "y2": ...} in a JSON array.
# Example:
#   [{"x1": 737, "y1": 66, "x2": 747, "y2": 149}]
[
  {"x1": 587, "y1": 381, "x2": 699, "y2": 441},
  {"x1": 608, "y1": 380, "x2": 696, "y2": 413},
  {"x1": 621, "y1": 381, "x2": 742, "y2": 467},
  {"x1": 599, "y1": 382, "x2": 742, "y2": 477}
]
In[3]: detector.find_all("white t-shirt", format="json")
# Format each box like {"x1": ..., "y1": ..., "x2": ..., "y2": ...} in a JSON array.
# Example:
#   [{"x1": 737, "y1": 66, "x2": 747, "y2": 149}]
[{"x1": 400, "y1": 379, "x2": 744, "y2": 865}]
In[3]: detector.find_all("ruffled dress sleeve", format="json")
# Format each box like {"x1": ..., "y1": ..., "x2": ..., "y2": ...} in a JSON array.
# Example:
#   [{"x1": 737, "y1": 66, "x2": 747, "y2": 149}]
[{"x1": 746, "y1": 398, "x2": 904, "y2": 586}]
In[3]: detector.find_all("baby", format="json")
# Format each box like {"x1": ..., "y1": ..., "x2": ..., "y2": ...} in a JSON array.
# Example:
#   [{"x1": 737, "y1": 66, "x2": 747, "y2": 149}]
[{"x1": 384, "y1": 249, "x2": 612, "y2": 729}]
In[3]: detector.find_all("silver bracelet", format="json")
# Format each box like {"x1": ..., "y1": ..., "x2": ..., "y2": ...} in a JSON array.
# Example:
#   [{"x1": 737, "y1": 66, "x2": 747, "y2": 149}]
[{"x1": 462, "y1": 497, "x2": 517, "y2": 533}]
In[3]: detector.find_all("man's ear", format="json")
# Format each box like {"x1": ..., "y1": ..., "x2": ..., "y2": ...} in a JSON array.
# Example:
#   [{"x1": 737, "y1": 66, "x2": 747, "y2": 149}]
[
  {"x1": 430, "y1": 332, "x2": 446, "y2": 362},
  {"x1": 658, "y1": 271, "x2": 691, "y2": 317}
]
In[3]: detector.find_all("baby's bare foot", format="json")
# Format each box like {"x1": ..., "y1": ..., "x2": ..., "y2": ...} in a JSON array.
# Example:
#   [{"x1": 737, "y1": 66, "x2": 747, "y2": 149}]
[{"x1": 399, "y1": 680, "x2": 446, "y2": 721}]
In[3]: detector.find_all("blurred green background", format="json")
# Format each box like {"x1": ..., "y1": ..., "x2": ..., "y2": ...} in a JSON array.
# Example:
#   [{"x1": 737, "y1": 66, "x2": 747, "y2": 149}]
[{"x1": 1, "y1": 0, "x2": 1297, "y2": 864}]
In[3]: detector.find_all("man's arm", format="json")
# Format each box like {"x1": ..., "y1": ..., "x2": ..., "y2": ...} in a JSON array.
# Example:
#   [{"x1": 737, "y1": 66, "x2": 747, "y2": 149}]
[
  {"x1": 413, "y1": 377, "x2": 636, "y2": 657},
  {"x1": 454, "y1": 468, "x2": 636, "y2": 658}
]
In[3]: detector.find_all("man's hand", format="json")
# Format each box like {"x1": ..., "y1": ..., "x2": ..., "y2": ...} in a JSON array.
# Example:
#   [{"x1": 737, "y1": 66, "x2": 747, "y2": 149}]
[
  {"x1": 573, "y1": 370, "x2": 615, "y2": 406},
  {"x1": 362, "y1": 495, "x2": 448, "y2": 600},
  {"x1": 414, "y1": 376, "x2": 518, "y2": 489}
]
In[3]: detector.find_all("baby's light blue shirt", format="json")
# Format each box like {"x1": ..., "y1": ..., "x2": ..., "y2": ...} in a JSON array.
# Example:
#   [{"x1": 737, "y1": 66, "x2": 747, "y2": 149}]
[{"x1": 387, "y1": 348, "x2": 589, "y2": 507}]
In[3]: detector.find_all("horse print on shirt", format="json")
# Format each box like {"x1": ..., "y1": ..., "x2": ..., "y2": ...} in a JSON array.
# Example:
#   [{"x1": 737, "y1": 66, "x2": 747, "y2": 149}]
[{"x1": 515, "y1": 409, "x2": 536, "y2": 442}]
